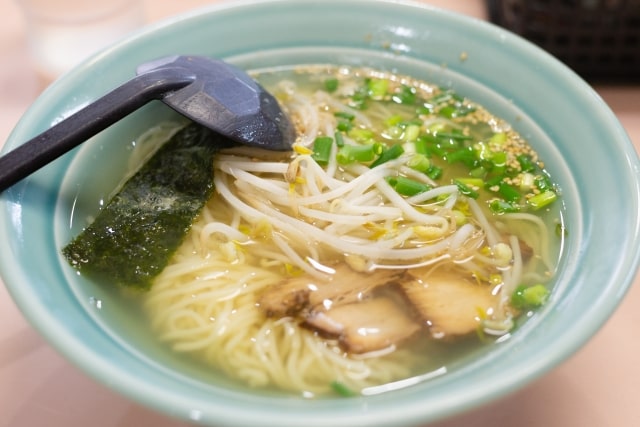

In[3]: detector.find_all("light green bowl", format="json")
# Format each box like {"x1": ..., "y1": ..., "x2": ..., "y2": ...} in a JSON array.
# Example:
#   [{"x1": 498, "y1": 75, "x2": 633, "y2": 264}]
[{"x1": 2, "y1": 0, "x2": 639, "y2": 426}]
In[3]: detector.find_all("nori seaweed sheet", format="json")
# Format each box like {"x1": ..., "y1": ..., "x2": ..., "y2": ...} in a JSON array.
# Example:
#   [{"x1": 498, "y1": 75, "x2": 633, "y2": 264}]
[{"x1": 62, "y1": 123, "x2": 234, "y2": 290}]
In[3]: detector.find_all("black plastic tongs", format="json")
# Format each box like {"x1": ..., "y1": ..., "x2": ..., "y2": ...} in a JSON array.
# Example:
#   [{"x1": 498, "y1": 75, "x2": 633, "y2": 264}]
[{"x1": 0, "y1": 55, "x2": 295, "y2": 192}]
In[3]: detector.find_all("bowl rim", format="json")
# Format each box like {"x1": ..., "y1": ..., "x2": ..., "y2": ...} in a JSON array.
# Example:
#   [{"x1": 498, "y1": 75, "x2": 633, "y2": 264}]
[{"x1": 1, "y1": 0, "x2": 639, "y2": 426}]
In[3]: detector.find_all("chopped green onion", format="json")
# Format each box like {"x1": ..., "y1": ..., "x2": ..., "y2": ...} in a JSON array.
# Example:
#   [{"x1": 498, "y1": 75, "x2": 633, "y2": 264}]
[
  {"x1": 447, "y1": 147, "x2": 478, "y2": 168},
  {"x1": 367, "y1": 78, "x2": 389, "y2": 99},
  {"x1": 337, "y1": 144, "x2": 380, "y2": 164},
  {"x1": 324, "y1": 77, "x2": 339, "y2": 93},
  {"x1": 392, "y1": 85, "x2": 417, "y2": 104},
  {"x1": 517, "y1": 154, "x2": 536, "y2": 172},
  {"x1": 469, "y1": 166, "x2": 487, "y2": 178},
  {"x1": 491, "y1": 151, "x2": 507, "y2": 168},
  {"x1": 456, "y1": 177, "x2": 484, "y2": 188},
  {"x1": 387, "y1": 176, "x2": 431, "y2": 196},
  {"x1": 370, "y1": 144, "x2": 404, "y2": 168},
  {"x1": 426, "y1": 165, "x2": 443, "y2": 180},
  {"x1": 334, "y1": 111, "x2": 355, "y2": 121},
  {"x1": 427, "y1": 121, "x2": 447, "y2": 134},
  {"x1": 384, "y1": 125, "x2": 404, "y2": 139},
  {"x1": 312, "y1": 136, "x2": 334, "y2": 165},
  {"x1": 403, "y1": 124, "x2": 421, "y2": 142},
  {"x1": 489, "y1": 132, "x2": 507, "y2": 144},
  {"x1": 454, "y1": 179, "x2": 479, "y2": 199},
  {"x1": 330, "y1": 381, "x2": 357, "y2": 397},
  {"x1": 498, "y1": 182, "x2": 521, "y2": 203},
  {"x1": 438, "y1": 105, "x2": 456, "y2": 119},
  {"x1": 407, "y1": 153, "x2": 431, "y2": 173},
  {"x1": 519, "y1": 172, "x2": 535, "y2": 190},
  {"x1": 349, "y1": 87, "x2": 369, "y2": 110},
  {"x1": 384, "y1": 115, "x2": 404, "y2": 126},
  {"x1": 334, "y1": 131, "x2": 345, "y2": 147},
  {"x1": 489, "y1": 199, "x2": 520, "y2": 214},
  {"x1": 556, "y1": 223, "x2": 568, "y2": 238},
  {"x1": 535, "y1": 175, "x2": 553, "y2": 192},
  {"x1": 511, "y1": 284, "x2": 550, "y2": 310},
  {"x1": 337, "y1": 120, "x2": 353, "y2": 132},
  {"x1": 348, "y1": 128, "x2": 376, "y2": 143},
  {"x1": 528, "y1": 190, "x2": 557, "y2": 209},
  {"x1": 486, "y1": 179, "x2": 521, "y2": 203},
  {"x1": 438, "y1": 104, "x2": 476, "y2": 118},
  {"x1": 434, "y1": 131, "x2": 473, "y2": 142},
  {"x1": 427, "y1": 144, "x2": 446, "y2": 158},
  {"x1": 436, "y1": 136, "x2": 461, "y2": 151},
  {"x1": 474, "y1": 142, "x2": 492, "y2": 160},
  {"x1": 417, "y1": 104, "x2": 434, "y2": 115},
  {"x1": 485, "y1": 175, "x2": 504, "y2": 188},
  {"x1": 413, "y1": 138, "x2": 428, "y2": 155}
]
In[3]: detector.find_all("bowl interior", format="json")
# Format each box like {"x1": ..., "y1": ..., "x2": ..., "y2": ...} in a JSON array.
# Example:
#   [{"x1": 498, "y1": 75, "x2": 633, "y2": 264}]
[{"x1": 1, "y1": 1, "x2": 639, "y2": 426}]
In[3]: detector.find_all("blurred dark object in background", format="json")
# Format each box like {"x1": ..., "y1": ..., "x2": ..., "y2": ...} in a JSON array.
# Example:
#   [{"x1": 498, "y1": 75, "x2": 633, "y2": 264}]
[{"x1": 487, "y1": 0, "x2": 640, "y2": 82}]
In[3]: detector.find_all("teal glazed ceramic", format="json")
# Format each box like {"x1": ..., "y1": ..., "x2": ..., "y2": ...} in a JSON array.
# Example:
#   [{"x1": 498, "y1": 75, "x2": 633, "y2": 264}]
[{"x1": 1, "y1": 1, "x2": 639, "y2": 426}]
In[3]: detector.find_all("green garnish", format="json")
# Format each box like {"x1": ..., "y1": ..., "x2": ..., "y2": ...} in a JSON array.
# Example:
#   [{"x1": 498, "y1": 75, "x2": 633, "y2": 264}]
[
  {"x1": 392, "y1": 85, "x2": 417, "y2": 105},
  {"x1": 456, "y1": 177, "x2": 484, "y2": 188},
  {"x1": 511, "y1": 284, "x2": 550, "y2": 309},
  {"x1": 489, "y1": 199, "x2": 521, "y2": 214},
  {"x1": 454, "y1": 179, "x2": 479, "y2": 199},
  {"x1": 407, "y1": 153, "x2": 431, "y2": 173},
  {"x1": 426, "y1": 165, "x2": 443, "y2": 180},
  {"x1": 370, "y1": 144, "x2": 404, "y2": 168},
  {"x1": 334, "y1": 111, "x2": 355, "y2": 121},
  {"x1": 324, "y1": 77, "x2": 339, "y2": 93},
  {"x1": 316, "y1": 80, "x2": 558, "y2": 215},
  {"x1": 367, "y1": 78, "x2": 389, "y2": 99},
  {"x1": 335, "y1": 111, "x2": 356, "y2": 132},
  {"x1": 489, "y1": 132, "x2": 507, "y2": 144},
  {"x1": 336, "y1": 143, "x2": 381, "y2": 164},
  {"x1": 438, "y1": 104, "x2": 476, "y2": 118},
  {"x1": 413, "y1": 138, "x2": 428, "y2": 156},
  {"x1": 336, "y1": 120, "x2": 353, "y2": 132},
  {"x1": 535, "y1": 175, "x2": 553, "y2": 192},
  {"x1": 402, "y1": 124, "x2": 421, "y2": 142},
  {"x1": 348, "y1": 128, "x2": 376, "y2": 143},
  {"x1": 434, "y1": 131, "x2": 473, "y2": 142},
  {"x1": 385, "y1": 114, "x2": 404, "y2": 126},
  {"x1": 312, "y1": 136, "x2": 334, "y2": 165},
  {"x1": 446, "y1": 147, "x2": 478, "y2": 169},
  {"x1": 516, "y1": 154, "x2": 537, "y2": 172},
  {"x1": 556, "y1": 223, "x2": 568, "y2": 237},
  {"x1": 528, "y1": 190, "x2": 557, "y2": 209},
  {"x1": 496, "y1": 182, "x2": 521, "y2": 203},
  {"x1": 386, "y1": 176, "x2": 431, "y2": 196},
  {"x1": 349, "y1": 86, "x2": 369, "y2": 109},
  {"x1": 330, "y1": 381, "x2": 357, "y2": 397}
]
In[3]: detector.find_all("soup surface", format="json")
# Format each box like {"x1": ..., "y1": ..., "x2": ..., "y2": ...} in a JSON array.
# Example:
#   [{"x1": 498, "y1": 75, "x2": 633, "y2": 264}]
[{"x1": 65, "y1": 65, "x2": 565, "y2": 397}]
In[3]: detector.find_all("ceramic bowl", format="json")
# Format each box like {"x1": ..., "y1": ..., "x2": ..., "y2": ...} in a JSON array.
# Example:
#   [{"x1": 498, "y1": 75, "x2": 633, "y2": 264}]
[{"x1": 1, "y1": 1, "x2": 639, "y2": 426}]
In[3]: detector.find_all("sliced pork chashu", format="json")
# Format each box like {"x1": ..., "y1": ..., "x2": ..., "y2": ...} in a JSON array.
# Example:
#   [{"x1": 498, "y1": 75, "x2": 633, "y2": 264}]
[
  {"x1": 399, "y1": 268, "x2": 498, "y2": 337},
  {"x1": 304, "y1": 297, "x2": 420, "y2": 354},
  {"x1": 259, "y1": 264, "x2": 403, "y2": 317},
  {"x1": 259, "y1": 264, "x2": 415, "y2": 354}
]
